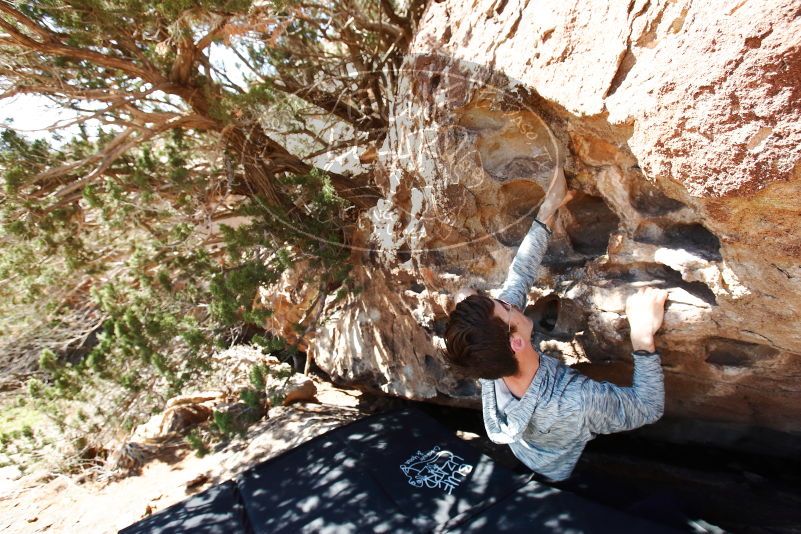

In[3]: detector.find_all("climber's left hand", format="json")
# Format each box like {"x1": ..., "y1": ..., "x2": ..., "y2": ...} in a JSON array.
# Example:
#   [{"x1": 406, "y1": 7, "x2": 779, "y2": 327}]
[{"x1": 536, "y1": 158, "x2": 574, "y2": 228}]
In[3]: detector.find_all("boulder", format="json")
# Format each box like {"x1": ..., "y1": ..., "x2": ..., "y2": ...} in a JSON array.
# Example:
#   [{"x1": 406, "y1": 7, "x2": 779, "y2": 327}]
[
  {"x1": 130, "y1": 391, "x2": 223, "y2": 442},
  {"x1": 306, "y1": 0, "x2": 801, "y2": 456},
  {"x1": 264, "y1": 366, "x2": 317, "y2": 406},
  {"x1": 159, "y1": 404, "x2": 213, "y2": 436},
  {"x1": 281, "y1": 375, "x2": 317, "y2": 406}
]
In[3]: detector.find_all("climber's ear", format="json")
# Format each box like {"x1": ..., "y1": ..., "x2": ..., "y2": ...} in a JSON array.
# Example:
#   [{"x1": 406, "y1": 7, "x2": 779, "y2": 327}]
[{"x1": 509, "y1": 333, "x2": 525, "y2": 354}]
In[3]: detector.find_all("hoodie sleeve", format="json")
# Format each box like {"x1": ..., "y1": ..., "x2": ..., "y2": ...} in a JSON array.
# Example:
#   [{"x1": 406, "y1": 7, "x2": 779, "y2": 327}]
[
  {"x1": 580, "y1": 352, "x2": 665, "y2": 435},
  {"x1": 479, "y1": 378, "x2": 539, "y2": 444},
  {"x1": 496, "y1": 221, "x2": 550, "y2": 311}
]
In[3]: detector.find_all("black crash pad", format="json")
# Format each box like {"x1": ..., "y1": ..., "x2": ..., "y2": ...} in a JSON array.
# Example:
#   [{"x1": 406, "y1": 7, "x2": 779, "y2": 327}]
[
  {"x1": 119, "y1": 480, "x2": 248, "y2": 534},
  {"x1": 120, "y1": 408, "x2": 676, "y2": 533}
]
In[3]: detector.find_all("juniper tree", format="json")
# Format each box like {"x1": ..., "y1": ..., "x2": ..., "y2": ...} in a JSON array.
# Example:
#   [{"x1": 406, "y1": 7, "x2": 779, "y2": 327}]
[{"x1": 0, "y1": 0, "x2": 424, "y2": 453}]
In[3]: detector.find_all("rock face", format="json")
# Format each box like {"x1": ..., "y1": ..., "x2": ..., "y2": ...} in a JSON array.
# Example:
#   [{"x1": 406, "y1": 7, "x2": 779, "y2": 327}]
[{"x1": 309, "y1": 0, "x2": 801, "y2": 455}]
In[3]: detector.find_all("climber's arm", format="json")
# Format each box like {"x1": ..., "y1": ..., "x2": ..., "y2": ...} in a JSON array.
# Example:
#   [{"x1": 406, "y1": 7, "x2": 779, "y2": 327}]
[
  {"x1": 497, "y1": 168, "x2": 570, "y2": 310},
  {"x1": 581, "y1": 287, "x2": 668, "y2": 434},
  {"x1": 496, "y1": 223, "x2": 550, "y2": 310},
  {"x1": 580, "y1": 352, "x2": 665, "y2": 434}
]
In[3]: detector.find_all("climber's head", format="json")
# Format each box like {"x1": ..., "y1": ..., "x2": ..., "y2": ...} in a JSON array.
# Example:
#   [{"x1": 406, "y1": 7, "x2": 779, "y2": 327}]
[{"x1": 444, "y1": 291, "x2": 530, "y2": 379}]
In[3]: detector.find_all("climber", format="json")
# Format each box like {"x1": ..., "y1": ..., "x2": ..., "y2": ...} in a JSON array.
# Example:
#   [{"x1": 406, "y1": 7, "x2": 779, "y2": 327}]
[{"x1": 443, "y1": 168, "x2": 668, "y2": 482}]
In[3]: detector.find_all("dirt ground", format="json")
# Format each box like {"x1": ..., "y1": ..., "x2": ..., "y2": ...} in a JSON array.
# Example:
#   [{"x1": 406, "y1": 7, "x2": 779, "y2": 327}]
[
  {"x1": 3, "y1": 378, "x2": 801, "y2": 533},
  {"x1": 0, "y1": 381, "x2": 372, "y2": 534}
]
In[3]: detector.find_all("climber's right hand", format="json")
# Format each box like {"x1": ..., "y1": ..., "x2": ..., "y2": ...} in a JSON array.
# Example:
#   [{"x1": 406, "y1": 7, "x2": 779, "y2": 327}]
[{"x1": 625, "y1": 287, "x2": 669, "y2": 353}]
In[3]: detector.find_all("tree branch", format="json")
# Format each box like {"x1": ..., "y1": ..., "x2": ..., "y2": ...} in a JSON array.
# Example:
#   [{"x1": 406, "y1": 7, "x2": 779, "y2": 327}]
[
  {"x1": 52, "y1": 115, "x2": 206, "y2": 201},
  {"x1": 0, "y1": 15, "x2": 155, "y2": 82},
  {"x1": 272, "y1": 77, "x2": 385, "y2": 131},
  {"x1": 380, "y1": 0, "x2": 408, "y2": 27},
  {"x1": 0, "y1": 0, "x2": 63, "y2": 43},
  {"x1": 195, "y1": 16, "x2": 229, "y2": 50}
]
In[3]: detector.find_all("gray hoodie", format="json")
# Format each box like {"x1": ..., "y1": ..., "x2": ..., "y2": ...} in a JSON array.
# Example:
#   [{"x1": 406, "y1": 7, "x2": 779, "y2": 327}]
[{"x1": 478, "y1": 221, "x2": 665, "y2": 481}]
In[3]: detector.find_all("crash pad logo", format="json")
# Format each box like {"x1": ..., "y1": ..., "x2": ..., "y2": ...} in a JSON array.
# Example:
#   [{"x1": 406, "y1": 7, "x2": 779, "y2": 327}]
[{"x1": 400, "y1": 446, "x2": 473, "y2": 495}]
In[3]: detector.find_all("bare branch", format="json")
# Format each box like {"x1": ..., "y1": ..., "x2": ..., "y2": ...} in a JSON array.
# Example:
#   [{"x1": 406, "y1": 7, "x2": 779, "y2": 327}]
[
  {"x1": 195, "y1": 16, "x2": 229, "y2": 50},
  {"x1": 209, "y1": 61, "x2": 246, "y2": 94},
  {"x1": 272, "y1": 77, "x2": 385, "y2": 131},
  {"x1": 303, "y1": 136, "x2": 371, "y2": 159},
  {"x1": 379, "y1": 0, "x2": 408, "y2": 27}
]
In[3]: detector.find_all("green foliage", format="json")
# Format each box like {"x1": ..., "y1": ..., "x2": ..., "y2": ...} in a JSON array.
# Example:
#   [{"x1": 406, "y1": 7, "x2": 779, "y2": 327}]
[
  {"x1": 0, "y1": 0, "x2": 412, "y2": 473},
  {"x1": 0, "y1": 399, "x2": 54, "y2": 470},
  {"x1": 267, "y1": 389, "x2": 287, "y2": 408},
  {"x1": 249, "y1": 362, "x2": 269, "y2": 390},
  {"x1": 251, "y1": 334, "x2": 286, "y2": 354},
  {"x1": 270, "y1": 362, "x2": 294, "y2": 381},
  {"x1": 211, "y1": 409, "x2": 241, "y2": 439},
  {"x1": 185, "y1": 428, "x2": 210, "y2": 457},
  {"x1": 208, "y1": 260, "x2": 278, "y2": 326},
  {"x1": 240, "y1": 387, "x2": 264, "y2": 412},
  {"x1": 26, "y1": 379, "x2": 44, "y2": 398},
  {"x1": 38, "y1": 349, "x2": 58, "y2": 372}
]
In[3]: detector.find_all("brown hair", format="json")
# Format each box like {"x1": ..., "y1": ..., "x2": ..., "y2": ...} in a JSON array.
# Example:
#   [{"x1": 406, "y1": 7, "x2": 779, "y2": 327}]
[{"x1": 444, "y1": 294, "x2": 518, "y2": 379}]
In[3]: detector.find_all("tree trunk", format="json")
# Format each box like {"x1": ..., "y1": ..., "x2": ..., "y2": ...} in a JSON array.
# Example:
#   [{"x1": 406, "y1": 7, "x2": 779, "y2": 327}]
[{"x1": 223, "y1": 124, "x2": 381, "y2": 211}]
